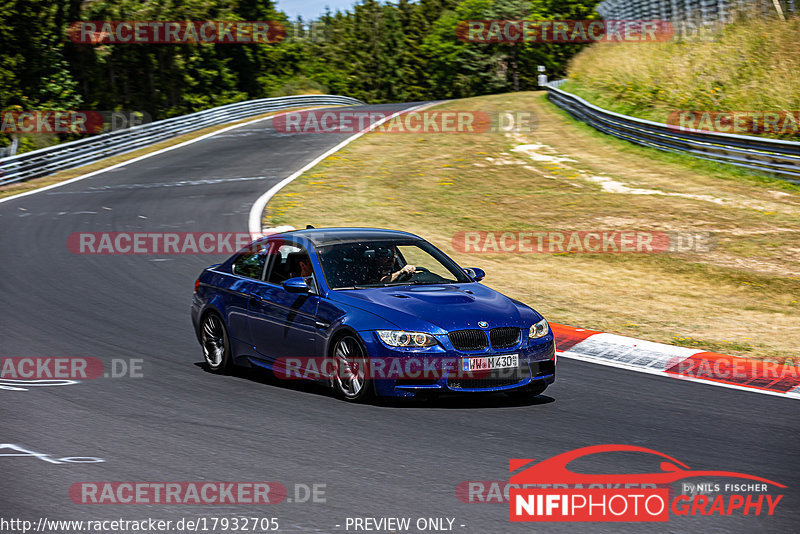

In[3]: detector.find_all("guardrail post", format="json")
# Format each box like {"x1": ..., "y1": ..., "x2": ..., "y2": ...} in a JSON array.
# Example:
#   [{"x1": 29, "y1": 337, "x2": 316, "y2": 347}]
[
  {"x1": 8, "y1": 135, "x2": 18, "y2": 157},
  {"x1": 537, "y1": 66, "x2": 548, "y2": 88}
]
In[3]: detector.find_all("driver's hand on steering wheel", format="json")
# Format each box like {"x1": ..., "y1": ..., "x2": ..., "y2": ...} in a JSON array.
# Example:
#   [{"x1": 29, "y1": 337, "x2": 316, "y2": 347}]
[
  {"x1": 389, "y1": 264, "x2": 415, "y2": 282},
  {"x1": 399, "y1": 264, "x2": 416, "y2": 276},
  {"x1": 381, "y1": 264, "x2": 416, "y2": 283}
]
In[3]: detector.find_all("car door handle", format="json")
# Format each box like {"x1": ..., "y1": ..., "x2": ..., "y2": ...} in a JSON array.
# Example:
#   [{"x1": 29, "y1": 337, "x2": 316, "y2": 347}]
[
  {"x1": 249, "y1": 296, "x2": 263, "y2": 305},
  {"x1": 315, "y1": 320, "x2": 330, "y2": 329}
]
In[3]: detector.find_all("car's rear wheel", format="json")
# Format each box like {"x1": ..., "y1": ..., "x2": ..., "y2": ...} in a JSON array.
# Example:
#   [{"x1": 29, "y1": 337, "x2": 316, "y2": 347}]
[
  {"x1": 331, "y1": 334, "x2": 373, "y2": 402},
  {"x1": 201, "y1": 313, "x2": 231, "y2": 374}
]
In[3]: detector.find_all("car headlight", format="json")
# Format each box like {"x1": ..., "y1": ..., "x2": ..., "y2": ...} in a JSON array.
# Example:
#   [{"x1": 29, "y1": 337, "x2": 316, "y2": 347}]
[
  {"x1": 529, "y1": 318, "x2": 549, "y2": 339},
  {"x1": 377, "y1": 330, "x2": 438, "y2": 347}
]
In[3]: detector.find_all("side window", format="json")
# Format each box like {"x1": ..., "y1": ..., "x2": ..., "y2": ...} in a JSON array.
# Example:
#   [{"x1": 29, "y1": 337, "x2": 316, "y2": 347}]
[
  {"x1": 266, "y1": 244, "x2": 303, "y2": 284},
  {"x1": 265, "y1": 243, "x2": 317, "y2": 293},
  {"x1": 231, "y1": 243, "x2": 269, "y2": 279}
]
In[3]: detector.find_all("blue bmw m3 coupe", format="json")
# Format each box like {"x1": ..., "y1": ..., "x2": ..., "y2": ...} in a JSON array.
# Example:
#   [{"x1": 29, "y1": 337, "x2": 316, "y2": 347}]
[{"x1": 191, "y1": 228, "x2": 555, "y2": 402}]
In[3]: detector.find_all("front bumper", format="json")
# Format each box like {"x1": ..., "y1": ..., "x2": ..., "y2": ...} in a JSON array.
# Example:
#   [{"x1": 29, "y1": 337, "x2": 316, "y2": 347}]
[{"x1": 358, "y1": 330, "x2": 557, "y2": 398}]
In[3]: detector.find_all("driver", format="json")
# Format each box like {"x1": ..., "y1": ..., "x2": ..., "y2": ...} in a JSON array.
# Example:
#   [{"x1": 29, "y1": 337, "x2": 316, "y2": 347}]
[
  {"x1": 298, "y1": 256, "x2": 315, "y2": 287},
  {"x1": 375, "y1": 247, "x2": 415, "y2": 283}
]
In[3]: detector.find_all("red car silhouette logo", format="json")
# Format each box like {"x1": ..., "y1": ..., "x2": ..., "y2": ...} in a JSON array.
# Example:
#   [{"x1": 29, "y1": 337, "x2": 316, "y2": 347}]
[{"x1": 510, "y1": 444, "x2": 785, "y2": 487}]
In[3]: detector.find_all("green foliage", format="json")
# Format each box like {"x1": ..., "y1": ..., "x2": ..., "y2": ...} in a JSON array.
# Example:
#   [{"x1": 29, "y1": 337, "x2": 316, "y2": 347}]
[
  {"x1": 565, "y1": 16, "x2": 800, "y2": 140},
  {"x1": 1, "y1": 0, "x2": 601, "y2": 151}
]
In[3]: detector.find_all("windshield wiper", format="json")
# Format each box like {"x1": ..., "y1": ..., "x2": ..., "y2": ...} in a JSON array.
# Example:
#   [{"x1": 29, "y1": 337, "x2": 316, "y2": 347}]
[{"x1": 348, "y1": 280, "x2": 420, "y2": 289}]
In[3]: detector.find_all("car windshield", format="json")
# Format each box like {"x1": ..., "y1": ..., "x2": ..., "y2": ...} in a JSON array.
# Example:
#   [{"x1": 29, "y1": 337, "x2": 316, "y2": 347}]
[{"x1": 316, "y1": 239, "x2": 472, "y2": 289}]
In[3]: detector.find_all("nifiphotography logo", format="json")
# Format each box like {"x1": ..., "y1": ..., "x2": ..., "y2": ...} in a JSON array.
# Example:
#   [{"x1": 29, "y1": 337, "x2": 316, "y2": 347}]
[{"x1": 509, "y1": 445, "x2": 785, "y2": 522}]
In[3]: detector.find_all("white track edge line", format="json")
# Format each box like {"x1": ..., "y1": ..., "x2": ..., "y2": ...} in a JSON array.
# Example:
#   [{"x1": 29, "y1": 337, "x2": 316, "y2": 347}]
[
  {"x1": 559, "y1": 350, "x2": 800, "y2": 400},
  {"x1": 12, "y1": 100, "x2": 789, "y2": 402},
  {"x1": 0, "y1": 107, "x2": 330, "y2": 205},
  {"x1": 247, "y1": 102, "x2": 437, "y2": 235},
  {"x1": 243, "y1": 104, "x2": 800, "y2": 402}
]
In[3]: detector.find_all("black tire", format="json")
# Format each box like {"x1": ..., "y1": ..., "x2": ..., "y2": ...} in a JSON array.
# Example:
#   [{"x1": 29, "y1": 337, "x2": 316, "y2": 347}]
[
  {"x1": 330, "y1": 334, "x2": 374, "y2": 403},
  {"x1": 200, "y1": 313, "x2": 232, "y2": 374},
  {"x1": 505, "y1": 381, "x2": 547, "y2": 399}
]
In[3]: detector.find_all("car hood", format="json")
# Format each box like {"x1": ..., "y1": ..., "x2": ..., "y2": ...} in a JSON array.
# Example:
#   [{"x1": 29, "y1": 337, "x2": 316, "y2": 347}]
[{"x1": 328, "y1": 283, "x2": 541, "y2": 333}]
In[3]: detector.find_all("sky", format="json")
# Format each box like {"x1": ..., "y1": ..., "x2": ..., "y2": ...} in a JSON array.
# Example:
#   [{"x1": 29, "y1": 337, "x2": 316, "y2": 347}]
[{"x1": 277, "y1": 0, "x2": 360, "y2": 20}]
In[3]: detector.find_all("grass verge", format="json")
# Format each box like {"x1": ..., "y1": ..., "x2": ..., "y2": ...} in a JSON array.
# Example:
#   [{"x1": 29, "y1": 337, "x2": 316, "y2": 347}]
[
  {"x1": 264, "y1": 91, "x2": 800, "y2": 363},
  {"x1": 563, "y1": 16, "x2": 800, "y2": 140}
]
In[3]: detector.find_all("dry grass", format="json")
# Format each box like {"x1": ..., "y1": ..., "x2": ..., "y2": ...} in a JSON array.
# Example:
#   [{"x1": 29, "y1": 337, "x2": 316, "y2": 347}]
[
  {"x1": 264, "y1": 92, "x2": 800, "y2": 363},
  {"x1": 564, "y1": 16, "x2": 800, "y2": 138}
]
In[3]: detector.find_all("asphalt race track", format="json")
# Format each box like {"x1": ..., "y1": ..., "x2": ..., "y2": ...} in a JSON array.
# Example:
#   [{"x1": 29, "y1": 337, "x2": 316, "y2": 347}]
[{"x1": 1, "y1": 103, "x2": 798, "y2": 534}]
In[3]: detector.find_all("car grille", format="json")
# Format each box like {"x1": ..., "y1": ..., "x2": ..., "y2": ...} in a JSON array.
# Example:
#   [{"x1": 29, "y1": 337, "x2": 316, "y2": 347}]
[
  {"x1": 448, "y1": 363, "x2": 531, "y2": 390},
  {"x1": 448, "y1": 329, "x2": 488, "y2": 351},
  {"x1": 489, "y1": 327, "x2": 520, "y2": 349}
]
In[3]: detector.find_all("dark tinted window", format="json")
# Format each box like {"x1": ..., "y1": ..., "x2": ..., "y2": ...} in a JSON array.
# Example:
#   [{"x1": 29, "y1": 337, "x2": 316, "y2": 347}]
[
  {"x1": 231, "y1": 243, "x2": 269, "y2": 279},
  {"x1": 266, "y1": 243, "x2": 304, "y2": 284},
  {"x1": 265, "y1": 244, "x2": 317, "y2": 293},
  {"x1": 317, "y1": 240, "x2": 470, "y2": 289}
]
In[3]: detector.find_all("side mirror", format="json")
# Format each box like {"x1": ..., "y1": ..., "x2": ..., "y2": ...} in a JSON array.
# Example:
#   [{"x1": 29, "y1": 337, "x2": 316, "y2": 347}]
[
  {"x1": 282, "y1": 277, "x2": 309, "y2": 293},
  {"x1": 465, "y1": 267, "x2": 485, "y2": 282}
]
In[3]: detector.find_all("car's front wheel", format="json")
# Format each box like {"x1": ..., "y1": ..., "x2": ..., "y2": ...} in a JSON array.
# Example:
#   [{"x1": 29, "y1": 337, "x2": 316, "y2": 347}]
[
  {"x1": 201, "y1": 313, "x2": 232, "y2": 374},
  {"x1": 330, "y1": 334, "x2": 373, "y2": 402}
]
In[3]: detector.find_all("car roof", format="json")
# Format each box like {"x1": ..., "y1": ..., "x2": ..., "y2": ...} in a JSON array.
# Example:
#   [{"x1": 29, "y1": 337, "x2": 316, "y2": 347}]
[{"x1": 270, "y1": 227, "x2": 424, "y2": 246}]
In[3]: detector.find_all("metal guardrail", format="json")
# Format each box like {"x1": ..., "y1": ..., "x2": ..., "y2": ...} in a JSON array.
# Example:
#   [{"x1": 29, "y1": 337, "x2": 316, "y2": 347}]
[
  {"x1": 545, "y1": 81, "x2": 800, "y2": 182},
  {"x1": 0, "y1": 94, "x2": 364, "y2": 185}
]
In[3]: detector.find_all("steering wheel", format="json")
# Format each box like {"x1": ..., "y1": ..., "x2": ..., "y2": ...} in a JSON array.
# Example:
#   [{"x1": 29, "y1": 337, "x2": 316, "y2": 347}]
[{"x1": 397, "y1": 269, "x2": 414, "y2": 281}]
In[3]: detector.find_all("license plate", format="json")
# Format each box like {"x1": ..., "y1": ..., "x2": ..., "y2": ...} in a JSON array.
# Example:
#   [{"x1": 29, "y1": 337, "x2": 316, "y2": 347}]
[{"x1": 462, "y1": 354, "x2": 519, "y2": 372}]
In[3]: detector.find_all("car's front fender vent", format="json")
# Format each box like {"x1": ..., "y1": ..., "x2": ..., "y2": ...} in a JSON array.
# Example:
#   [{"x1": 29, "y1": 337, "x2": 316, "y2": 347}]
[{"x1": 448, "y1": 329, "x2": 488, "y2": 351}]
